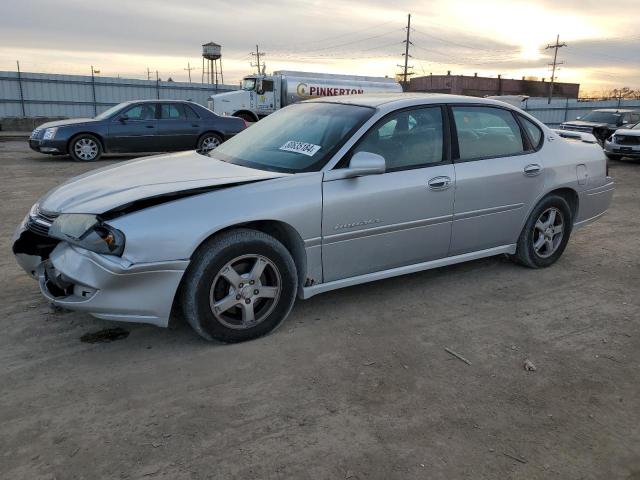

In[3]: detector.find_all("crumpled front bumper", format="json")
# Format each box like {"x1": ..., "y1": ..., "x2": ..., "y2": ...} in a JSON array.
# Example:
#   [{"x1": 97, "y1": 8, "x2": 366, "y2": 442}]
[{"x1": 22, "y1": 242, "x2": 188, "y2": 327}]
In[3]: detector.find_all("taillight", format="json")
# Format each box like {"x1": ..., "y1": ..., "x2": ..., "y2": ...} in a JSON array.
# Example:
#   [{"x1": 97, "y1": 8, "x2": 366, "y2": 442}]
[{"x1": 242, "y1": 119, "x2": 249, "y2": 129}]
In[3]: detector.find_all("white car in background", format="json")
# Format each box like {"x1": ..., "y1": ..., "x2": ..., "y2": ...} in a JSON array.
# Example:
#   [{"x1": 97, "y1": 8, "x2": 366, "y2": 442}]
[{"x1": 604, "y1": 122, "x2": 640, "y2": 160}]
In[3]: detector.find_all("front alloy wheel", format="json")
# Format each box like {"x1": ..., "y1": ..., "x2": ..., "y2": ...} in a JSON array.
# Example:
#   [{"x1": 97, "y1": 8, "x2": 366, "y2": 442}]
[
  {"x1": 210, "y1": 254, "x2": 282, "y2": 329},
  {"x1": 181, "y1": 229, "x2": 298, "y2": 343},
  {"x1": 70, "y1": 135, "x2": 102, "y2": 161}
]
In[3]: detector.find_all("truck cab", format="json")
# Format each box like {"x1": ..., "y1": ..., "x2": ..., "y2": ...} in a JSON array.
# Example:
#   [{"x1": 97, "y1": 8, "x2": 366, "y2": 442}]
[{"x1": 208, "y1": 75, "x2": 280, "y2": 122}]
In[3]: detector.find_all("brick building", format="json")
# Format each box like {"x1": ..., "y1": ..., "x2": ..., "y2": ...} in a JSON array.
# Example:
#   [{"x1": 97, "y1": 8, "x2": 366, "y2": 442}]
[{"x1": 408, "y1": 73, "x2": 580, "y2": 98}]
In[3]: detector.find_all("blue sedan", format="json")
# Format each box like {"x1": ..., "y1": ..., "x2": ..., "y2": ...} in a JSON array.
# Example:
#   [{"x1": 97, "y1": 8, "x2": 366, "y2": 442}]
[{"x1": 28, "y1": 100, "x2": 247, "y2": 161}]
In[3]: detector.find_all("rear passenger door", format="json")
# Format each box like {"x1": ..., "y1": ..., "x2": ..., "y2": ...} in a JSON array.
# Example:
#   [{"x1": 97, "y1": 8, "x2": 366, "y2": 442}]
[
  {"x1": 157, "y1": 103, "x2": 200, "y2": 151},
  {"x1": 449, "y1": 105, "x2": 546, "y2": 255}
]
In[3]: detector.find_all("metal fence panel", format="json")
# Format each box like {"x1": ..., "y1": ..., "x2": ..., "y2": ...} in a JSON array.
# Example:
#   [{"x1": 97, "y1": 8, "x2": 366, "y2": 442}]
[
  {"x1": 523, "y1": 98, "x2": 640, "y2": 126},
  {"x1": 0, "y1": 71, "x2": 238, "y2": 118}
]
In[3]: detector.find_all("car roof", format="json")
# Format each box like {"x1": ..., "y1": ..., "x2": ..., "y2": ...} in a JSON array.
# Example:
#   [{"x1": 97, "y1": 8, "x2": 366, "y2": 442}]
[
  {"x1": 306, "y1": 93, "x2": 518, "y2": 110},
  {"x1": 122, "y1": 99, "x2": 200, "y2": 105}
]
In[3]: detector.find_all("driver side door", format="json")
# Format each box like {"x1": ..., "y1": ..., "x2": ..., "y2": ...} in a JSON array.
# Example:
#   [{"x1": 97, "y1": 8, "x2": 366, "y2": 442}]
[
  {"x1": 321, "y1": 106, "x2": 455, "y2": 282},
  {"x1": 107, "y1": 103, "x2": 158, "y2": 152}
]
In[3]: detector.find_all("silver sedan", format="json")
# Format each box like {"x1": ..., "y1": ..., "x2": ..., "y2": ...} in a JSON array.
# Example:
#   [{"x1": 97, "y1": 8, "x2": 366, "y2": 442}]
[{"x1": 13, "y1": 94, "x2": 614, "y2": 342}]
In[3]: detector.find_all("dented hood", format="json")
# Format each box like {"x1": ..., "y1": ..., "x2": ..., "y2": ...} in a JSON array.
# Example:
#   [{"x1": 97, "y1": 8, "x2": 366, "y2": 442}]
[{"x1": 40, "y1": 150, "x2": 287, "y2": 214}]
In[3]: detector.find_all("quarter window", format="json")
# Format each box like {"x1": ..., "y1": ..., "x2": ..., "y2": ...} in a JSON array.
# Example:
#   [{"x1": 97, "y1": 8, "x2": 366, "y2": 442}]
[
  {"x1": 519, "y1": 115, "x2": 543, "y2": 149},
  {"x1": 353, "y1": 107, "x2": 444, "y2": 171},
  {"x1": 184, "y1": 105, "x2": 200, "y2": 119},
  {"x1": 452, "y1": 106, "x2": 525, "y2": 160}
]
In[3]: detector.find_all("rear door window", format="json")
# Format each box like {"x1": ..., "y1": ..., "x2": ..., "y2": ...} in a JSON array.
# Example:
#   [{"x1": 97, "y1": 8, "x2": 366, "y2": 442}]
[
  {"x1": 160, "y1": 103, "x2": 186, "y2": 119},
  {"x1": 452, "y1": 106, "x2": 525, "y2": 160}
]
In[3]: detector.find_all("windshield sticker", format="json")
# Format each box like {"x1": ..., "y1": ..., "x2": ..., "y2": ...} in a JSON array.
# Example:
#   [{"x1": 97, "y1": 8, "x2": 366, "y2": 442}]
[{"x1": 279, "y1": 141, "x2": 321, "y2": 157}]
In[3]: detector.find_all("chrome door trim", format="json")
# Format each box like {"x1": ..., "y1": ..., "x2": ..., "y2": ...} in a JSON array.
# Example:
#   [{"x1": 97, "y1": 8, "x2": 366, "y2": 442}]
[{"x1": 452, "y1": 203, "x2": 524, "y2": 221}]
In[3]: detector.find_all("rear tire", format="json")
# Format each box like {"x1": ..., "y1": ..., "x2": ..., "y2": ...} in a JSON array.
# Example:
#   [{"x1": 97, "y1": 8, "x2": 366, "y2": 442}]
[
  {"x1": 181, "y1": 229, "x2": 298, "y2": 343},
  {"x1": 196, "y1": 132, "x2": 223, "y2": 152},
  {"x1": 69, "y1": 134, "x2": 102, "y2": 161},
  {"x1": 514, "y1": 195, "x2": 573, "y2": 268}
]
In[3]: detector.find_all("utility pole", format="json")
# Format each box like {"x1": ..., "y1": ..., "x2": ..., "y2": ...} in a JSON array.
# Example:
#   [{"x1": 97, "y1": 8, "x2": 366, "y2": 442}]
[
  {"x1": 250, "y1": 45, "x2": 265, "y2": 75},
  {"x1": 397, "y1": 13, "x2": 414, "y2": 90},
  {"x1": 545, "y1": 34, "x2": 567, "y2": 104},
  {"x1": 146, "y1": 67, "x2": 151, "y2": 81},
  {"x1": 184, "y1": 62, "x2": 195, "y2": 83}
]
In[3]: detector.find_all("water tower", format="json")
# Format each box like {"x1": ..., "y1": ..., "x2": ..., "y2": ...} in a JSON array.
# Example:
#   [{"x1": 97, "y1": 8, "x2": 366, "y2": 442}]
[{"x1": 202, "y1": 42, "x2": 223, "y2": 86}]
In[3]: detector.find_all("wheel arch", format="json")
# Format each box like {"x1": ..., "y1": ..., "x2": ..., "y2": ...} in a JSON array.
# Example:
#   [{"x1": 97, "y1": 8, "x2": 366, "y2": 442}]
[
  {"x1": 67, "y1": 131, "x2": 106, "y2": 154},
  {"x1": 190, "y1": 219, "x2": 307, "y2": 290},
  {"x1": 232, "y1": 110, "x2": 259, "y2": 122},
  {"x1": 546, "y1": 187, "x2": 579, "y2": 219}
]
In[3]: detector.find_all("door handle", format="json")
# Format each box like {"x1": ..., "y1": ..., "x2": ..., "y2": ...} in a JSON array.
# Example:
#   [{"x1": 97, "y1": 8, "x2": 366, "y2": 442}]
[
  {"x1": 428, "y1": 176, "x2": 452, "y2": 190},
  {"x1": 191, "y1": 124, "x2": 199, "y2": 127},
  {"x1": 145, "y1": 125, "x2": 155, "y2": 129},
  {"x1": 524, "y1": 164, "x2": 542, "y2": 176}
]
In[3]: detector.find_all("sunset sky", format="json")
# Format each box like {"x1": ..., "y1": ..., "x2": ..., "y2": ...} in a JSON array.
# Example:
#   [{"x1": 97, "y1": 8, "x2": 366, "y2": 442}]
[{"x1": 1, "y1": 0, "x2": 638, "y2": 94}]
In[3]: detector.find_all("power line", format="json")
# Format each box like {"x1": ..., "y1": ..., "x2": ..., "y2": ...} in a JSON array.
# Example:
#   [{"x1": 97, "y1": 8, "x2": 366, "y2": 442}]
[{"x1": 545, "y1": 34, "x2": 567, "y2": 103}]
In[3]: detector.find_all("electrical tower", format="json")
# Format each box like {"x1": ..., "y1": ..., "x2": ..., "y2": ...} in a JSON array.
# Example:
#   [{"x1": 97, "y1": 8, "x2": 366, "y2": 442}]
[
  {"x1": 397, "y1": 14, "x2": 414, "y2": 90},
  {"x1": 250, "y1": 45, "x2": 266, "y2": 75},
  {"x1": 545, "y1": 34, "x2": 567, "y2": 104}
]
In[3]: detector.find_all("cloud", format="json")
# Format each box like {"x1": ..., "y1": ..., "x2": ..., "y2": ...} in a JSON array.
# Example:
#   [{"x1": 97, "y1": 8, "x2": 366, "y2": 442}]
[{"x1": 1, "y1": 0, "x2": 638, "y2": 90}]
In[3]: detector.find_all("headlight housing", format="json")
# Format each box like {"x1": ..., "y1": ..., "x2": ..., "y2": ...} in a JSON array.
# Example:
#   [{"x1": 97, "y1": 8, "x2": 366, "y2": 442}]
[
  {"x1": 43, "y1": 127, "x2": 58, "y2": 140},
  {"x1": 49, "y1": 214, "x2": 125, "y2": 256}
]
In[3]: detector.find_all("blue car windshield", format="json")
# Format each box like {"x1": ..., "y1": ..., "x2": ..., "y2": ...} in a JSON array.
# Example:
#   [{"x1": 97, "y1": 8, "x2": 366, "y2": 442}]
[{"x1": 209, "y1": 102, "x2": 374, "y2": 173}]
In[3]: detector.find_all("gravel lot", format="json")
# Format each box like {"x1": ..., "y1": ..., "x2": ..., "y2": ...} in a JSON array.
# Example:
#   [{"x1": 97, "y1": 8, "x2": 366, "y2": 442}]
[{"x1": 1, "y1": 140, "x2": 639, "y2": 480}]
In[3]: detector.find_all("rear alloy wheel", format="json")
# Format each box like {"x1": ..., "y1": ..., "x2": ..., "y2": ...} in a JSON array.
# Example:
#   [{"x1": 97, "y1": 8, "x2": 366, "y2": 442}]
[
  {"x1": 197, "y1": 133, "x2": 222, "y2": 152},
  {"x1": 70, "y1": 134, "x2": 102, "y2": 161},
  {"x1": 514, "y1": 195, "x2": 572, "y2": 268},
  {"x1": 181, "y1": 229, "x2": 298, "y2": 343}
]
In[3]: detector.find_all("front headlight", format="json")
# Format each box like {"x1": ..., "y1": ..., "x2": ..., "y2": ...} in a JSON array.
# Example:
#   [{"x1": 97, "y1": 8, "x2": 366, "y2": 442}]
[
  {"x1": 43, "y1": 127, "x2": 58, "y2": 140},
  {"x1": 49, "y1": 214, "x2": 125, "y2": 256}
]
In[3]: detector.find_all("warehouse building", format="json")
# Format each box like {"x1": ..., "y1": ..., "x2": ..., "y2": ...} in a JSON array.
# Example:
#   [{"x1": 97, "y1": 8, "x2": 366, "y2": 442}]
[{"x1": 408, "y1": 72, "x2": 580, "y2": 98}]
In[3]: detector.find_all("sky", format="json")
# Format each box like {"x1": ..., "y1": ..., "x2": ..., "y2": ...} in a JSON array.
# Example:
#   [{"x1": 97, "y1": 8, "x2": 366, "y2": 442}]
[{"x1": 1, "y1": 0, "x2": 639, "y2": 95}]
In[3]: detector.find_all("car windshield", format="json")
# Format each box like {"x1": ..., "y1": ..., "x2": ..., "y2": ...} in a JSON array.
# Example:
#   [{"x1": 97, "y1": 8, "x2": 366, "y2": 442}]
[
  {"x1": 209, "y1": 102, "x2": 374, "y2": 173},
  {"x1": 241, "y1": 78, "x2": 256, "y2": 91},
  {"x1": 580, "y1": 111, "x2": 621, "y2": 123},
  {"x1": 94, "y1": 103, "x2": 127, "y2": 120}
]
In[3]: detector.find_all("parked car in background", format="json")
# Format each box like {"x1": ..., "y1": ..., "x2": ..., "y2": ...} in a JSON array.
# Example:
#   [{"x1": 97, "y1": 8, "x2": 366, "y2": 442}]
[
  {"x1": 604, "y1": 121, "x2": 640, "y2": 160},
  {"x1": 559, "y1": 109, "x2": 640, "y2": 144},
  {"x1": 28, "y1": 100, "x2": 246, "y2": 161},
  {"x1": 13, "y1": 94, "x2": 613, "y2": 343}
]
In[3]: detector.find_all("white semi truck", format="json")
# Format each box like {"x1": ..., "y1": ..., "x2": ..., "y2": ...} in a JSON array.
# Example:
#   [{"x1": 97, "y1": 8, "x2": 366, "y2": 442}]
[{"x1": 208, "y1": 70, "x2": 402, "y2": 122}]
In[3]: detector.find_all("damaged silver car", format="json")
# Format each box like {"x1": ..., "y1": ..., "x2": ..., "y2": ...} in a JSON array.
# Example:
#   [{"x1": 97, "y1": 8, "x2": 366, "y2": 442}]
[{"x1": 13, "y1": 94, "x2": 614, "y2": 342}]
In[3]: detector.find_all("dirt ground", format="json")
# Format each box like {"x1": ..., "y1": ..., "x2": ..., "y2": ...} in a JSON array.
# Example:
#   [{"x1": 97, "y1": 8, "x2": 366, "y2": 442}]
[{"x1": 0, "y1": 140, "x2": 638, "y2": 480}]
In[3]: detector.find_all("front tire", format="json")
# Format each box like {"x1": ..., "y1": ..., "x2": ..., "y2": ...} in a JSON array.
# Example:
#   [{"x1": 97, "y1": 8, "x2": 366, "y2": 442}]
[
  {"x1": 514, "y1": 195, "x2": 573, "y2": 268},
  {"x1": 605, "y1": 152, "x2": 622, "y2": 161},
  {"x1": 69, "y1": 134, "x2": 102, "y2": 161},
  {"x1": 181, "y1": 229, "x2": 298, "y2": 343}
]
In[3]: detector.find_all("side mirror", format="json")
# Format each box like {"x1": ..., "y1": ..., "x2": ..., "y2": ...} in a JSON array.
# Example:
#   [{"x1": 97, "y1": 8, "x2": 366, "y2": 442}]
[
  {"x1": 119, "y1": 114, "x2": 129, "y2": 123},
  {"x1": 256, "y1": 80, "x2": 264, "y2": 95},
  {"x1": 324, "y1": 151, "x2": 386, "y2": 181},
  {"x1": 576, "y1": 116, "x2": 581, "y2": 120}
]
